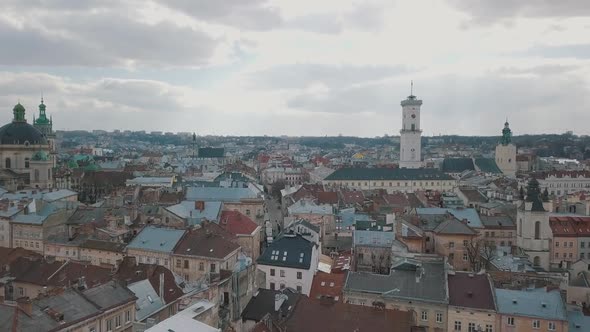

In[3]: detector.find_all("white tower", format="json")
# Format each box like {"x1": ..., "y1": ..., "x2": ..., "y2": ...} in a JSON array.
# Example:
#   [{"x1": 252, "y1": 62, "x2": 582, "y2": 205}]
[
  {"x1": 399, "y1": 83, "x2": 422, "y2": 169},
  {"x1": 495, "y1": 120, "x2": 517, "y2": 177}
]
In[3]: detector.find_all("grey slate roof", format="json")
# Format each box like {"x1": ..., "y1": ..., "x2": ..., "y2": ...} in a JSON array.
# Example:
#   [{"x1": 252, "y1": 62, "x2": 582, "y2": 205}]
[
  {"x1": 325, "y1": 168, "x2": 453, "y2": 181},
  {"x1": 442, "y1": 158, "x2": 475, "y2": 173},
  {"x1": 344, "y1": 258, "x2": 448, "y2": 304},
  {"x1": 128, "y1": 279, "x2": 165, "y2": 321},
  {"x1": 354, "y1": 230, "x2": 394, "y2": 247},
  {"x1": 127, "y1": 226, "x2": 186, "y2": 253},
  {"x1": 241, "y1": 288, "x2": 300, "y2": 322},
  {"x1": 480, "y1": 215, "x2": 515, "y2": 228},
  {"x1": 433, "y1": 219, "x2": 477, "y2": 235},
  {"x1": 495, "y1": 288, "x2": 567, "y2": 321},
  {"x1": 257, "y1": 234, "x2": 315, "y2": 269},
  {"x1": 165, "y1": 200, "x2": 222, "y2": 224}
]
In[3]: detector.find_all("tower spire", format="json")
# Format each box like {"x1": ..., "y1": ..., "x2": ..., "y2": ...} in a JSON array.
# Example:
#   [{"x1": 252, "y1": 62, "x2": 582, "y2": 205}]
[{"x1": 410, "y1": 80, "x2": 413, "y2": 96}]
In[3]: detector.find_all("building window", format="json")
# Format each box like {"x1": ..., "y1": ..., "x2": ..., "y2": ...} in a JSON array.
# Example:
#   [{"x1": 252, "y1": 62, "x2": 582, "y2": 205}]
[
  {"x1": 5, "y1": 158, "x2": 10, "y2": 169},
  {"x1": 555, "y1": 253, "x2": 559, "y2": 258},
  {"x1": 534, "y1": 221, "x2": 540, "y2": 239},
  {"x1": 532, "y1": 320, "x2": 540, "y2": 329},
  {"x1": 125, "y1": 310, "x2": 130, "y2": 322},
  {"x1": 270, "y1": 269, "x2": 275, "y2": 276},
  {"x1": 449, "y1": 253, "x2": 454, "y2": 261},
  {"x1": 24, "y1": 158, "x2": 30, "y2": 168},
  {"x1": 468, "y1": 323, "x2": 476, "y2": 332},
  {"x1": 184, "y1": 260, "x2": 189, "y2": 269},
  {"x1": 280, "y1": 283, "x2": 285, "y2": 289},
  {"x1": 296, "y1": 285, "x2": 302, "y2": 293},
  {"x1": 106, "y1": 319, "x2": 113, "y2": 331},
  {"x1": 280, "y1": 270, "x2": 285, "y2": 277},
  {"x1": 463, "y1": 253, "x2": 468, "y2": 261},
  {"x1": 199, "y1": 262, "x2": 204, "y2": 271},
  {"x1": 548, "y1": 322, "x2": 556, "y2": 330},
  {"x1": 358, "y1": 253, "x2": 364, "y2": 260},
  {"x1": 115, "y1": 315, "x2": 121, "y2": 328},
  {"x1": 449, "y1": 242, "x2": 455, "y2": 248},
  {"x1": 297, "y1": 271, "x2": 302, "y2": 279},
  {"x1": 569, "y1": 253, "x2": 573, "y2": 259},
  {"x1": 582, "y1": 242, "x2": 586, "y2": 248},
  {"x1": 507, "y1": 317, "x2": 515, "y2": 326},
  {"x1": 582, "y1": 253, "x2": 585, "y2": 259},
  {"x1": 555, "y1": 241, "x2": 559, "y2": 247},
  {"x1": 421, "y1": 311, "x2": 428, "y2": 321},
  {"x1": 454, "y1": 321, "x2": 461, "y2": 331},
  {"x1": 570, "y1": 242, "x2": 574, "y2": 247},
  {"x1": 211, "y1": 263, "x2": 216, "y2": 272},
  {"x1": 463, "y1": 240, "x2": 468, "y2": 247},
  {"x1": 436, "y1": 312, "x2": 443, "y2": 323},
  {"x1": 270, "y1": 282, "x2": 275, "y2": 290},
  {"x1": 176, "y1": 259, "x2": 181, "y2": 268},
  {"x1": 485, "y1": 324, "x2": 492, "y2": 332},
  {"x1": 89, "y1": 327, "x2": 96, "y2": 332}
]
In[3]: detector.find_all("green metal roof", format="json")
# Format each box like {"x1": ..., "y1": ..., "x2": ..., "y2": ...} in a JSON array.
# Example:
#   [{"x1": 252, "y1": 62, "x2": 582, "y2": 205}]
[
  {"x1": 441, "y1": 158, "x2": 474, "y2": 173},
  {"x1": 474, "y1": 158, "x2": 502, "y2": 173},
  {"x1": 324, "y1": 168, "x2": 453, "y2": 181}
]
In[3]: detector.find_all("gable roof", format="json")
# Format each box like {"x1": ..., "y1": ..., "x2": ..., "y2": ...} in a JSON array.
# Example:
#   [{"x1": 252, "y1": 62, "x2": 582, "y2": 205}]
[
  {"x1": 219, "y1": 210, "x2": 259, "y2": 236},
  {"x1": 257, "y1": 234, "x2": 315, "y2": 269},
  {"x1": 173, "y1": 223, "x2": 240, "y2": 259},
  {"x1": 165, "y1": 201, "x2": 222, "y2": 224},
  {"x1": 448, "y1": 272, "x2": 495, "y2": 310},
  {"x1": 353, "y1": 230, "x2": 394, "y2": 247},
  {"x1": 126, "y1": 226, "x2": 186, "y2": 253},
  {"x1": 442, "y1": 158, "x2": 475, "y2": 173},
  {"x1": 474, "y1": 158, "x2": 502, "y2": 174},
  {"x1": 433, "y1": 219, "x2": 478, "y2": 236}
]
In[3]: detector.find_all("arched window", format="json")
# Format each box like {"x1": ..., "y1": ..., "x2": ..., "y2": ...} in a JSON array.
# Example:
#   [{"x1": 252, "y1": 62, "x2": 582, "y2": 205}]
[
  {"x1": 533, "y1": 256, "x2": 540, "y2": 266},
  {"x1": 5, "y1": 158, "x2": 10, "y2": 169},
  {"x1": 518, "y1": 219, "x2": 522, "y2": 236},
  {"x1": 534, "y1": 221, "x2": 541, "y2": 240},
  {"x1": 34, "y1": 169, "x2": 40, "y2": 182},
  {"x1": 48, "y1": 168, "x2": 51, "y2": 179},
  {"x1": 25, "y1": 158, "x2": 30, "y2": 168}
]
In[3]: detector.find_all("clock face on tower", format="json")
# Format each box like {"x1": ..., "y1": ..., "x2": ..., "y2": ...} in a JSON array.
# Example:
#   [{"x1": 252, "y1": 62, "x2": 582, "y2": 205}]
[{"x1": 411, "y1": 114, "x2": 416, "y2": 119}]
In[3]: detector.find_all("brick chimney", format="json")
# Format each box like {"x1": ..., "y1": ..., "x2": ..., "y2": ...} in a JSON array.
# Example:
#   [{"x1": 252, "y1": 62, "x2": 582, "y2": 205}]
[{"x1": 194, "y1": 201, "x2": 205, "y2": 211}]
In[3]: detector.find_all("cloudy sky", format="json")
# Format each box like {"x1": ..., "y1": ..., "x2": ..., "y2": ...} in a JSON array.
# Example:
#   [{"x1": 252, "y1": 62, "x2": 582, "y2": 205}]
[{"x1": 1, "y1": 0, "x2": 589, "y2": 136}]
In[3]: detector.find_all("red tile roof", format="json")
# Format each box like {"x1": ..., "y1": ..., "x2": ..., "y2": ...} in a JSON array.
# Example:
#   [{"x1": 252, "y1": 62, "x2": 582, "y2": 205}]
[
  {"x1": 550, "y1": 216, "x2": 590, "y2": 237},
  {"x1": 281, "y1": 297, "x2": 413, "y2": 332},
  {"x1": 219, "y1": 210, "x2": 259, "y2": 236},
  {"x1": 448, "y1": 272, "x2": 495, "y2": 310},
  {"x1": 317, "y1": 191, "x2": 339, "y2": 205},
  {"x1": 309, "y1": 272, "x2": 346, "y2": 301}
]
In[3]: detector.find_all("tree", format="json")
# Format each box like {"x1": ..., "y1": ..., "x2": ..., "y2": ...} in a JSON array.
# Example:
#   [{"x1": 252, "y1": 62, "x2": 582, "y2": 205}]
[{"x1": 465, "y1": 239, "x2": 497, "y2": 272}]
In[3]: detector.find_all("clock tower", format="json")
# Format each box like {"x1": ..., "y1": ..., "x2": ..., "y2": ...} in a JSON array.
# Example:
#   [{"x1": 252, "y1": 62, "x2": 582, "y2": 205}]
[{"x1": 399, "y1": 83, "x2": 423, "y2": 169}]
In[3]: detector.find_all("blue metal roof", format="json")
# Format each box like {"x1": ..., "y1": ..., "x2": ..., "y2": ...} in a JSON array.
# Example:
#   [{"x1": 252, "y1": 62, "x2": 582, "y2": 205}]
[
  {"x1": 495, "y1": 288, "x2": 567, "y2": 321},
  {"x1": 353, "y1": 230, "x2": 394, "y2": 247},
  {"x1": 165, "y1": 201, "x2": 222, "y2": 226},
  {"x1": 126, "y1": 226, "x2": 186, "y2": 253}
]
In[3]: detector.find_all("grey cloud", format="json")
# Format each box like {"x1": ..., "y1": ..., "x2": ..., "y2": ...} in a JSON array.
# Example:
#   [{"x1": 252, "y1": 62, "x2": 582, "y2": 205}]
[
  {"x1": 523, "y1": 44, "x2": 590, "y2": 59},
  {"x1": 284, "y1": 14, "x2": 343, "y2": 34},
  {"x1": 494, "y1": 65, "x2": 580, "y2": 76},
  {"x1": 447, "y1": 0, "x2": 590, "y2": 25},
  {"x1": 285, "y1": 72, "x2": 590, "y2": 135},
  {"x1": 284, "y1": 3, "x2": 385, "y2": 34},
  {"x1": 154, "y1": 0, "x2": 283, "y2": 30},
  {"x1": 250, "y1": 64, "x2": 411, "y2": 89},
  {"x1": 0, "y1": 7, "x2": 219, "y2": 67}
]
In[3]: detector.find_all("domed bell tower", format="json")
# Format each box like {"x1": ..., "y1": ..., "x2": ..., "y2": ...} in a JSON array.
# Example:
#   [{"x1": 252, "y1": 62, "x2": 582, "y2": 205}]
[
  {"x1": 399, "y1": 81, "x2": 423, "y2": 169},
  {"x1": 33, "y1": 98, "x2": 56, "y2": 167}
]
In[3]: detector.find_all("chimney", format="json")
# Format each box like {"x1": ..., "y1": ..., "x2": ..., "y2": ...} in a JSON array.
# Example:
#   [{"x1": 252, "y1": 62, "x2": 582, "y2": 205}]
[
  {"x1": 16, "y1": 297, "x2": 32, "y2": 315},
  {"x1": 195, "y1": 201, "x2": 205, "y2": 211},
  {"x1": 159, "y1": 273, "x2": 165, "y2": 305}
]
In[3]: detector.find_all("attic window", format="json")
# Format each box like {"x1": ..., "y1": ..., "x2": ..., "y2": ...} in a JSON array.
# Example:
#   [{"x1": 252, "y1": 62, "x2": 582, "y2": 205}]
[
  {"x1": 282, "y1": 251, "x2": 288, "y2": 261},
  {"x1": 271, "y1": 250, "x2": 279, "y2": 260},
  {"x1": 299, "y1": 253, "x2": 304, "y2": 263}
]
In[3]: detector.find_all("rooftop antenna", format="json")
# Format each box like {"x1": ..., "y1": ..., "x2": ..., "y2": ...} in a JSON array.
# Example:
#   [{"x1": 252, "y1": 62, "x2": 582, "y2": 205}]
[{"x1": 410, "y1": 80, "x2": 413, "y2": 96}]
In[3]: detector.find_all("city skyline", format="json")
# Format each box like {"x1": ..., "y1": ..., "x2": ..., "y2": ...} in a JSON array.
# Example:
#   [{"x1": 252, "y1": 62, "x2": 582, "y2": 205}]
[{"x1": 1, "y1": 1, "x2": 589, "y2": 136}]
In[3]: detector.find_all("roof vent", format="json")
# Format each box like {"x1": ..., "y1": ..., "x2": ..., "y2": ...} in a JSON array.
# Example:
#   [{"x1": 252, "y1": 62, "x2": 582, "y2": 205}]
[
  {"x1": 512, "y1": 299, "x2": 517, "y2": 304},
  {"x1": 467, "y1": 292, "x2": 473, "y2": 298},
  {"x1": 541, "y1": 302, "x2": 547, "y2": 308}
]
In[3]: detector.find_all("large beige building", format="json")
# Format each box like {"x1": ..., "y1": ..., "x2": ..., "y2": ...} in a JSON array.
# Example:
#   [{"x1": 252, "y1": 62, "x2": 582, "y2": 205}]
[
  {"x1": 323, "y1": 168, "x2": 456, "y2": 193},
  {"x1": 447, "y1": 272, "x2": 497, "y2": 332}
]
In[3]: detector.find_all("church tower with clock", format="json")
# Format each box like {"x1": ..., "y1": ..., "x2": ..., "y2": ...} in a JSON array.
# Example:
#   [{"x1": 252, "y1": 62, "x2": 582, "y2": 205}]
[{"x1": 399, "y1": 83, "x2": 423, "y2": 169}]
